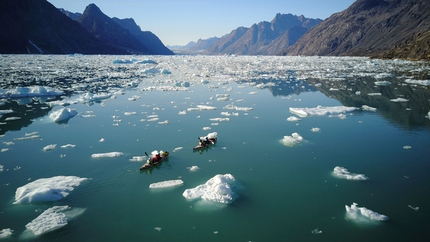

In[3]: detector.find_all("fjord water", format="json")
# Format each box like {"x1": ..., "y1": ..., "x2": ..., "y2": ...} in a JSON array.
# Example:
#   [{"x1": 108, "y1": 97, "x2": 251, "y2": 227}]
[{"x1": 1, "y1": 55, "x2": 430, "y2": 241}]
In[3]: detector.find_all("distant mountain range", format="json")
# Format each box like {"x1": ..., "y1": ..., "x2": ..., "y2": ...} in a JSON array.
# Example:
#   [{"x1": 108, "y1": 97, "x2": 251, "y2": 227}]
[
  {"x1": 0, "y1": 0, "x2": 172, "y2": 55},
  {"x1": 180, "y1": 13, "x2": 322, "y2": 56},
  {"x1": 1, "y1": 0, "x2": 428, "y2": 60}
]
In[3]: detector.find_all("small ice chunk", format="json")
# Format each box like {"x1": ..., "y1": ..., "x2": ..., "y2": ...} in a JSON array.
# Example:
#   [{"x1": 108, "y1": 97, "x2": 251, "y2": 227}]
[
  {"x1": 311, "y1": 127, "x2": 321, "y2": 132},
  {"x1": 188, "y1": 166, "x2": 200, "y2": 171},
  {"x1": 42, "y1": 144, "x2": 57, "y2": 151},
  {"x1": 311, "y1": 228, "x2": 322, "y2": 234},
  {"x1": 280, "y1": 133, "x2": 303, "y2": 147},
  {"x1": 345, "y1": 203, "x2": 389, "y2": 222},
  {"x1": 390, "y1": 98, "x2": 409, "y2": 102},
  {"x1": 403, "y1": 146, "x2": 412, "y2": 149},
  {"x1": 287, "y1": 116, "x2": 301, "y2": 121},
  {"x1": 173, "y1": 147, "x2": 183, "y2": 152},
  {"x1": 333, "y1": 166, "x2": 368, "y2": 180},
  {"x1": 290, "y1": 106, "x2": 358, "y2": 117},
  {"x1": 91, "y1": 152, "x2": 123, "y2": 158},
  {"x1": 49, "y1": 108, "x2": 78, "y2": 123},
  {"x1": 60, "y1": 144, "x2": 76, "y2": 149},
  {"x1": 149, "y1": 180, "x2": 183, "y2": 189},
  {"x1": 182, "y1": 174, "x2": 237, "y2": 204},
  {"x1": 99, "y1": 138, "x2": 105, "y2": 142},
  {"x1": 14, "y1": 176, "x2": 88, "y2": 204},
  {"x1": 0, "y1": 228, "x2": 13, "y2": 239},
  {"x1": 362, "y1": 105, "x2": 377, "y2": 112},
  {"x1": 129, "y1": 156, "x2": 147, "y2": 162},
  {"x1": 408, "y1": 205, "x2": 419, "y2": 211}
]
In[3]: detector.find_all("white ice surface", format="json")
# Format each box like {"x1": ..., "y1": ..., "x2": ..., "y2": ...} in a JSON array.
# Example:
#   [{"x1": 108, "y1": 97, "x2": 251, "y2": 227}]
[
  {"x1": 149, "y1": 180, "x2": 184, "y2": 189},
  {"x1": 289, "y1": 106, "x2": 358, "y2": 117},
  {"x1": 280, "y1": 133, "x2": 303, "y2": 147},
  {"x1": 14, "y1": 176, "x2": 88, "y2": 204},
  {"x1": 91, "y1": 152, "x2": 123, "y2": 158},
  {"x1": 333, "y1": 166, "x2": 368, "y2": 181},
  {"x1": 0, "y1": 228, "x2": 13, "y2": 239},
  {"x1": 25, "y1": 206, "x2": 86, "y2": 236},
  {"x1": 182, "y1": 174, "x2": 237, "y2": 204},
  {"x1": 0, "y1": 86, "x2": 63, "y2": 99},
  {"x1": 345, "y1": 203, "x2": 389, "y2": 222},
  {"x1": 49, "y1": 108, "x2": 78, "y2": 122}
]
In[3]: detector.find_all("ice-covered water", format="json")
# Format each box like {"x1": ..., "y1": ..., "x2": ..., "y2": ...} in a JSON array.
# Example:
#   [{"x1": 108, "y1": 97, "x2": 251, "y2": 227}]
[{"x1": 0, "y1": 55, "x2": 430, "y2": 241}]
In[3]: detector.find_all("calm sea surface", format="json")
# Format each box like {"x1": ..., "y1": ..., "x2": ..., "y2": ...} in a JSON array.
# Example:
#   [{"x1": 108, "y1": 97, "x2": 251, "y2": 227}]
[{"x1": 0, "y1": 55, "x2": 430, "y2": 241}]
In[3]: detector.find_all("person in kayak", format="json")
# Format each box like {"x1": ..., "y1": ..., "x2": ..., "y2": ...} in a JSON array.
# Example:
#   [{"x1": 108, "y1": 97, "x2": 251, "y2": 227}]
[{"x1": 198, "y1": 137, "x2": 207, "y2": 147}]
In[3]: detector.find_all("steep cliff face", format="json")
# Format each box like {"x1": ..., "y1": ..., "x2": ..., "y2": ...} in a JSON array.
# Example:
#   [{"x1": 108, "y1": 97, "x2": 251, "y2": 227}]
[
  {"x1": 112, "y1": 18, "x2": 174, "y2": 55},
  {"x1": 77, "y1": 4, "x2": 152, "y2": 54},
  {"x1": 205, "y1": 14, "x2": 321, "y2": 55},
  {"x1": 281, "y1": 0, "x2": 430, "y2": 60},
  {"x1": 0, "y1": 0, "x2": 125, "y2": 54}
]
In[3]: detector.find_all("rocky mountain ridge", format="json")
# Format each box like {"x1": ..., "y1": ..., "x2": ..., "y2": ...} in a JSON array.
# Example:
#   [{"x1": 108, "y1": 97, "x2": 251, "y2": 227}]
[
  {"x1": 281, "y1": 0, "x2": 430, "y2": 60},
  {"x1": 204, "y1": 13, "x2": 322, "y2": 55},
  {"x1": 0, "y1": 0, "x2": 172, "y2": 55}
]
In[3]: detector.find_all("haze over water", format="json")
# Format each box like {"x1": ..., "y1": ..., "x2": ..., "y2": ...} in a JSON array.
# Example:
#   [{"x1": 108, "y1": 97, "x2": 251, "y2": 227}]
[{"x1": 0, "y1": 55, "x2": 430, "y2": 241}]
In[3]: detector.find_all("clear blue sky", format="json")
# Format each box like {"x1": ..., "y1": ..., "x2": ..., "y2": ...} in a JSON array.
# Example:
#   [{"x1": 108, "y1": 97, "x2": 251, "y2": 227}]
[{"x1": 48, "y1": 0, "x2": 356, "y2": 46}]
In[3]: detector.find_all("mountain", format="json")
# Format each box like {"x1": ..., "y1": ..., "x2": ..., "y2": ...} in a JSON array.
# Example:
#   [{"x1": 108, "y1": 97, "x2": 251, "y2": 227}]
[
  {"x1": 204, "y1": 13, "x2": 322, "y2": 55},
  {"x1": 77, "y1": 4, "x2": 152, "y2": 55},
  {"x1": 281, "y1": 0, "x2": 430, "y2": 60},
  {"x1": 112, "y1": 18, "x2": 174, "y2": 55},
  {"x1": 188, "y1": 37, "x2": 221, "y2": 51},
  {"x1": 58, "y1": 8, "x2": 82, "y2": 21},
  {"x1": 0, "y1": 0, "x2": 126, "y2": 54}
]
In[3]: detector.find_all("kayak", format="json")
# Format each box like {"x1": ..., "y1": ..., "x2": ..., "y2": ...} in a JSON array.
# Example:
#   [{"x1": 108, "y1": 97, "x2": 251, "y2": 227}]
[
  {"x1": 193, "y1": 137, "x2": 217, "y2": 150},
  {"x1": 140, "y1": 151, "x2": 169, "y2": 170}
]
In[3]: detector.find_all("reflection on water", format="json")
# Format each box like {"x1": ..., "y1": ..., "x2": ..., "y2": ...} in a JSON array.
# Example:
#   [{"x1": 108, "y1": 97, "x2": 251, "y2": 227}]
[{"x1": 306, "y1": 76, "x2": 430, "y2": 129}]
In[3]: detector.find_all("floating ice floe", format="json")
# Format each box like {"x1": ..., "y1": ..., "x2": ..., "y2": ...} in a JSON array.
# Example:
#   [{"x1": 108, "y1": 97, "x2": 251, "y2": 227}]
[
  {"x1": 0, "y1": 228, "x2": 13, "y2": 239},
  {"x1": 129, "y1": 156, "x2": 147, "y2": 162},
  {"x1": 390, "y1": 97, "x2": 409, "y2": 102},
  {"x1": 149, "y1": 180, "x2": 184, "y2": 189},
  {"x1": 14, "y1": 176, "x2": 88, "y2": 204},
  {"x1": 188, "y1": 166, "x2": 200, "y2": 171},
  {"x1": 374, "y1": 81, "x2": 391, "y2": 86},
  {"x1": 182, "y1": 174, "x2": 237, "y2": 204},
  {"x1": 362, "y1": 105, "x2": 377, "y2": 112},
  {"x1": 91, "y1": 152, "x2": 123, "y2": 158},
  {"x1": 49, "y1": 108, "x2": 78, "y2": 123},
  {"x1": 311, "y1": 228, "x2": 322, "y2": 234},
  {"x1": 280, "y1": 133, "x2": 303, "y2": 147},
  {"x1": 404, "y1": 79, "x2": 430, "y2": 86},
  {"x1": 289, "y1": 106, "x2": 358, "y2": 117},
  {"x1": 333, "y1": 166, "x2": 368, "y2": 181},
  {"x1": 408, "y1": 205, "x2": 419, "y2": 211},
  {"x1": 42, "y1": 144, "x2": 57, "y2": 151},
  {"x1": 78, "y1": 93, "x2": 112, "y2": 103},
  {"x1": 25, "y1": 206, "x2": 85, "y2": 236},
  {"x1": 287, "y1": 116, "x2": 301, "y2": 121},
  {"x1": 187, "y1": 105, "x2": 217, "y2": 111},
  {"x1": 345, "y1": 203, "x2": 389, "y2": 222},
  {"x1": 173, "y1": 147, "x2": 183, "y2": 152},
  {"x1": 209, "y1": 117, "x2": 229, "y2": 122},
  {"x1": 311, "y1": 127, "x2": 321, "y2": 132},
  {"x1": 0, "y1": 86, "x2": 63, "y2": 99},
  {"x1": 60, "y1": 144, "x2": 76, "y2": 149}
]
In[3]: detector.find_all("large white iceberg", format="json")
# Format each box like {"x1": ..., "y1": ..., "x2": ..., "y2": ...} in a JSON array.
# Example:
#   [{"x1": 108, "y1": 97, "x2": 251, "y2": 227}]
[
  {"x1": 333, "y1": 166, "x2": 368, "y2": 181},
  {"x1": 182, "y1": 174, "x2": 237, "y2": 204},
  {"x1": 14, "y1": 176, "x2": 88, "y2": 204},
  {"x1": 49, "y1": 108, "x2": 78, "y2": 123},
  {"x1": 345, "y1": 203, "x2": 389, "y2": 222}
]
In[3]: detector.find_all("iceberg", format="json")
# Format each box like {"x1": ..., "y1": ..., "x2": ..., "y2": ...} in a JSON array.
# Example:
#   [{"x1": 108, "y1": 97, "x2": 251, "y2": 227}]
[
  {"x1": 49, "y1": 108, "x2": 78, "y2": 123},
  {"x1": 333, "y1": 166, "x2": 368, "y2": 180},
  {"x1": 289, "y1": 106, "x2": 358, "y2": 117},
  {"x1": 25, "y1": 206, "x2": 85, "y2": 236},
  {"x1": 0, "y1": 228, "x2": 13, "y2": 239},
  {"x1": 345, "y1": 203, "x2": 389, "y2": 222},
  {"x1": 91, "y1": 152, "x2": 123, "y2": 158},
  {"x1": 182, "y1": 174, "x2": 237, "y2": 204},
  {"x1": 280, "y1": 133, "x2": 303, "y2": 147},
  {"x1": 14, "y1": 176, "x2": 88, "y2": 204},
  {"x1": 42, "y1": 144, "x2": 57, "y2": 151}
]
